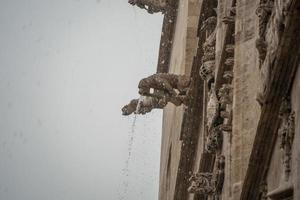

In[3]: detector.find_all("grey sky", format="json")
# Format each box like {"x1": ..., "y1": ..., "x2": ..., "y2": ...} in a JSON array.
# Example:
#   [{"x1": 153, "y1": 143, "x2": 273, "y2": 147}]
[{"x1": 0, "y1": 1, "x2": 163, "y2": 200}]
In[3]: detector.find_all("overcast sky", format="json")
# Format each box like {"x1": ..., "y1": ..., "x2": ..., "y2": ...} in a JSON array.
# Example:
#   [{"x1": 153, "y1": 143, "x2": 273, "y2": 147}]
[{"x1": 0, "y1": 1, "x2": 163, "y2": 200}]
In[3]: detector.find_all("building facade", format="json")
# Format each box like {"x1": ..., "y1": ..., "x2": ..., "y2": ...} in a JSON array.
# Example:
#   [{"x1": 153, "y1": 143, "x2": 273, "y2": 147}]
[{"x1": 128, "y1": 0, "x2": 300, "y2": 199}]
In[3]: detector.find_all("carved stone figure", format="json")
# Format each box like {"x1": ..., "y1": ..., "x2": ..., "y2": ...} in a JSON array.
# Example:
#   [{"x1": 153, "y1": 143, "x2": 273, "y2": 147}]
[
  {"x1": 122, "y1": 99, "x2": 139, "y2": 116},
  {"x1": 122, "y1": 96, "x2": 168, "y2": 115},
  {"x1": 278, "y1": 98, "x2": 295, "y2": 181},
  {"x1": 188, "y1": 155, "x2": 225, "y2": 198},
  {"x1": 207, "y1": 85, "x2": 219, "y2": 130},
  {"x1": 128, "y1": 0, "x2": 167, "y2": 14},
  {"x1": 188, "y1": 173, "x2": 215, "y2": 195},
  {"x1": 225, "y1": 44, "x2": 235, "y2": 54},
  {"x1": 138, "y1": 73, "x2": 191, "y2": 105},
  {"x1": 215, "y1": 155, "x2": 225, "y2": 194},
  {"x1": 206, "y1": 126, "x2": 223, "y2": 154},
  {"x1": 257, "y1": 0, "x2": 288, "y2": 104},
  {"x1": 224, "y1": 57, "x2": 234, "y2": 67},
  {"x1": 218, "y1": 84, "x2": 233, "y2": 110},
  {"x1": 200, "y1": 17, "x2": 217, "y2": 85},
  {"x1": 255, "y1": 0, "x2": 274, "y2": 66},
  {"x1": 222, "y1": 6, "x2": 236, "y2": 24}
]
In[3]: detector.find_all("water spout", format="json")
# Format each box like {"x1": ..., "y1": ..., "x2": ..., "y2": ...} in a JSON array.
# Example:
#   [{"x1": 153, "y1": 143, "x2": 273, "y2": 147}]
[{"x1": 135, "y1": 95, "x2": 145, "y2": 114}]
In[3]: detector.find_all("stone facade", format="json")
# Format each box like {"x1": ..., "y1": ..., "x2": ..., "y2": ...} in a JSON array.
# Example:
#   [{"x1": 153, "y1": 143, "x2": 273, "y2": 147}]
[{"x1": 127, "y1": 0, "x2": 300, "y2": 199}]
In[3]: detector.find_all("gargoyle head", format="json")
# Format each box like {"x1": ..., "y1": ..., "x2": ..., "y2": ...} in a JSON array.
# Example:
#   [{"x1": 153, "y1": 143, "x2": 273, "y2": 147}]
[
  {"x1": 128, "y1": 0, "x2": 137, "y2": 5},
  {"x1": 121, "y1": 99, "x2": 138, "y2": 115}
]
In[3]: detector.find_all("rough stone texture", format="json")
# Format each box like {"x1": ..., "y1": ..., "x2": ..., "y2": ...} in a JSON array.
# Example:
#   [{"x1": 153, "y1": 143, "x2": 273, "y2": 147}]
[
  {"x1": 159, "y1": 0, "x2": 189, "y2": 199},
  {"x1": 230, "y1": 1, "x2": 261, "y2": 199},
  {"x1": 291, "y1": 63, "x2": 300, "y2": 200},
  {"x1": 156, "y1": 0, "x2": 300, "y2": 199}
]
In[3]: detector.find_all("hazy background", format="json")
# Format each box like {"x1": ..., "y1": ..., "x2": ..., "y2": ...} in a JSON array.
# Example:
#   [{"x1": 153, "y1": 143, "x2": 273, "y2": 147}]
[{"x1": 0, "y1": 0, "x2": 163, "y2": 200}]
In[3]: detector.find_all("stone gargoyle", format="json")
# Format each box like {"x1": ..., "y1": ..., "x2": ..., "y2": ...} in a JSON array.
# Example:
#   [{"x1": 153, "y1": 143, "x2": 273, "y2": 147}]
[
  {"x1": 128, "y1": 0, "x2": 166, "y2": 14},
  {"x1": 138, "y1": 73, "x2": 191, "y2": 105},
  {"x1": 121, "y1": 96, "x2": 167, "y2": 115}
]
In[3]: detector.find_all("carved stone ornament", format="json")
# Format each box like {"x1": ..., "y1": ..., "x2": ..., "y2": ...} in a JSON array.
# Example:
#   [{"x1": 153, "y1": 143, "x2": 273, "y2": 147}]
[
  {"x1": 222, "y1": 6, "x2": 236, "y2": 24},
  {"x1": 206, "y1": 126, "x2": 223, "y2": 154},
  {"x1": 278, "y1": 98, "x2": 295, "y2": 181},
  {"x1": 138, "y1": 73, "x2": 191, "y2": 105},
  {"x1": 257, "y1": 0, "x2": 289, "y2": 104},
  {"x1": 255, "y1": 0, "x2": 274, "y2": 67},
  {"x1": 188, "y1": 155, "x2": 225, "y2": 197},
  {"x1": 122, "y1": 96, "x2": 168, "y2": 115},
  {"x1": 225, "y1": 44, "x2": 235, "y2": 54},
  {"x1": 218, "y1": 84, "x2": 233, "y2": 110},
  {"x1": 207, "y1": 85, "x2": 219, "y2": 130},
  {"x1": 200, "y1": 60, "x2": 216, "y2": 83},
  {"x1": 188, "y1": 173, "x2": 215, "y2": 195},
  {"x1": 128, "y1": 0, "x2": 167, "y2": 14},
  {"x1": 224, "y1": 57, "x2": 234, "y2": 67},
  {"x1": 199, "y1": 17, "x2": 217, "y2": 83}
]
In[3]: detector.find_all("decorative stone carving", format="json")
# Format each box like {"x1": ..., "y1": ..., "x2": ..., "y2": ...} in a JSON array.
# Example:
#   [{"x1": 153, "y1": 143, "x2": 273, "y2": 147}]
[
  {"x1": 188, "y1": 155, "x2": 225, "y2": 197},
  {"x1": 206, "y1": 126, "x2": 223, "y2": 154},
  {"x1": 200, "y1": 60, "x2": 216, "y2": 86},
  {"x1": 218, "y1": 84, "x2": 233, "y2": 110},
  {"x1": 128, "y1": 0, "x2": 167, "y2": 14},
  {"x1": 200, "y1": 17, "x2": 217, "y2": 84},
  {"x1": 259, "y1": 181, "x2": 268, "y2": 200},
  {"x1": 278, "y1": 98, "x2": 295, "y2": 181},
  {"x1": 138, "y1": 73, "x2": 191, "y2": 105},
  {"x1": 224, "y1": 57, "x2": 234, "y2": 67},
  {"x1": 255, "y1": 0, "x2": 274, "y2": 66},
  {"x1": 257, "y1": 0, "x2": 291, "y2": 105},
  {"x1": 225, "y1": 44, "x2": 235, "y2": 54},
  {"x1": 122, "y1": 96, "x2": 168, "y2": 115},
  {"x1": 215, "y1": 155, "x2": 225, "y2": 194},
  {"x1": 188, "y1": 173, "x2": 215, "y2": 195},
  {"x1": 207, "y1": 85, "x2": 219, "y2": 130},
  {"x1": 222, "y1": 6, "x2": 236, "y2": 24},
  {"x1": 200, "y1": 16, "x2": 217, "y2": 36},
  {"x1": 222, "y1": 16, "x2": 235, "y2": 24}
]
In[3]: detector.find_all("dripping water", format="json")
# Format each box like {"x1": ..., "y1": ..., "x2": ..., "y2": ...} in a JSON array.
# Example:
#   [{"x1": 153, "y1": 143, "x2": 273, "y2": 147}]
[{"x1": 118, "y1": 96, "x2": 143, "y2": 200}]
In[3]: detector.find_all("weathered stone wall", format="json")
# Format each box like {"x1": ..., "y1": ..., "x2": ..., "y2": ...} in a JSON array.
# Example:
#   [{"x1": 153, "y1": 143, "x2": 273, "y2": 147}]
[
  {"x1": 230, "y1": 0, "x2": 261, "y2": 199},
  {"x1": 291, "y1": 62, "x2": 300, "y2": 200},
  {"x1": 158, "y1": 0, "x2": 187, "y2": 198},
  {"x1": 158, "y1": 0, "x2": 300, "y2": 199},
  {"x1": 159, "y1": 0, "x2": 201, "y2": 199}
]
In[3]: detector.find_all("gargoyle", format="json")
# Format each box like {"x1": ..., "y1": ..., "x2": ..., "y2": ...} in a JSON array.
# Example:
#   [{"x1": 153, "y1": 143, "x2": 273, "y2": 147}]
[
  {"x1": 128, "y1": 0, "x2": 166, "y2": 14},
  {"x1": 122, "y1": 96, "x2": 167, "y2": 115},
  {"x1": 138, "y1": 73, "x2": 191, "y2": 105}
]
